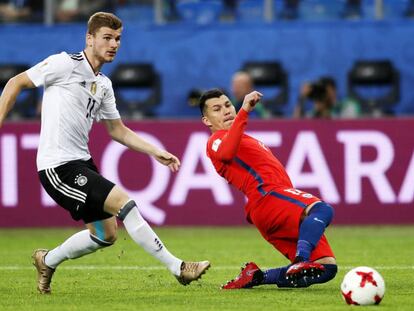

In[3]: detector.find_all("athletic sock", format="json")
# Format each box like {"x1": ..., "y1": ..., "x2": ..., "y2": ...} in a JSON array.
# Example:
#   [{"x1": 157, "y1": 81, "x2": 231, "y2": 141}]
[
  {"x1": 44, "y1": 229, "x2": 106, "y2": 269},
  {"x1": 262, "y1": 266, "x2": 289, "y2": 285},
  {"x1": 296, "y1": 202, "x2": 334, "y2": 261},
  {"x1": 118, "y1": 201, "x2": 182, "y2": 276},
  {"x1": 263, "y1": 264, "x2": 337, "y2": 288}
]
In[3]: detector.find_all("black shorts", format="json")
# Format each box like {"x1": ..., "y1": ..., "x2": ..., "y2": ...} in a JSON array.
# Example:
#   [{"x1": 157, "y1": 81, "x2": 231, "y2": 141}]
[{"x1": 38, "y1": 159, "x2": 115, "y2": 224}]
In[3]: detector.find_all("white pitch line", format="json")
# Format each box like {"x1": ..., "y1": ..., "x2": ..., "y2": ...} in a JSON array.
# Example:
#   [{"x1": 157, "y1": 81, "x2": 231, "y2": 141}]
[{"x1": 0, "y1": 265, "x2": 413, "y2": 271}]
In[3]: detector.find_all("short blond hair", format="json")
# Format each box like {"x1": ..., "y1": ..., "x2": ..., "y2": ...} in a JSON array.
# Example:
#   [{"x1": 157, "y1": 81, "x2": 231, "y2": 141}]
[{"x1": 87, "y1": 12, "x2": 122, "y2": 35}]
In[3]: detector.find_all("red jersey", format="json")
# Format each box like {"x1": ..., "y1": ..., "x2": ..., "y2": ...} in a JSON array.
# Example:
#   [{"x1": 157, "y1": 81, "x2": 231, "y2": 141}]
[
  {"x1": 206, "y1": 109, "x2": 293, "y2": 213},
  {"x1": 206, "y1": 109, "x2": 334, "y2": 262}
]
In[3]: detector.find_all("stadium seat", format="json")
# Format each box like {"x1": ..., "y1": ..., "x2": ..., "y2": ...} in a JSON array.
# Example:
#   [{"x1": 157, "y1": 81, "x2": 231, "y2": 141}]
[
  {"x1": 347, "y1": 60, "x2": 400, "y2": 116},
  {"x1": 236, "y1": 0, "x2": 266, "y2": 23},
  {"x1": 0, "y1": 64, "x2": 38, "y2": 119},
  {"x1": 241, "y1": 61, "x2": 289, "y2": 116},
  {"x1": 341, "y1": 0, "x2": 362, "y2": 20},
  {"x1": 278, "y1": 0, "x2": 300, "y2": 20},
  {"x1": 176, "y1": 0, "x2": 223, "y2": 24},
  {"x1": 405, "y1": 0, "x2": 414, "y2": 18},
  {"x1": 299, "y1": 0, "x2": 342, "y2": 21},
  {"x1": 115, "y1": 3, "x2": 154, "y2": 24},
  {"x1": 110, "y1": 63, "x2": 161, "y2": 118}
]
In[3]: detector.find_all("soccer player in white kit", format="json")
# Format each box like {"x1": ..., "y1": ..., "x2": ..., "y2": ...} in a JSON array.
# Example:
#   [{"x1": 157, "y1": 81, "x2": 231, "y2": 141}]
[{"x1": 0, "y1": 12, "x2": 210, "y2": 294}]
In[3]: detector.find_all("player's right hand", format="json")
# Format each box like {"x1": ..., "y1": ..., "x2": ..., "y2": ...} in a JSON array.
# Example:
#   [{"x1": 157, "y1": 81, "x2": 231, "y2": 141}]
[
  {"x1": 242, "y1": 91, "x2": 263, "y2": 113},
  {"x1": 153, "y1": 149, "x2": 181, "y2": 172}
]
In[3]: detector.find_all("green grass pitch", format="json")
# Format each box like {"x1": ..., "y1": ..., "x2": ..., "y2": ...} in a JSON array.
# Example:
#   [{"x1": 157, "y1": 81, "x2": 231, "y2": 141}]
[{"x1": 0, "y1": 226, "x2": 413, "y2": 310}]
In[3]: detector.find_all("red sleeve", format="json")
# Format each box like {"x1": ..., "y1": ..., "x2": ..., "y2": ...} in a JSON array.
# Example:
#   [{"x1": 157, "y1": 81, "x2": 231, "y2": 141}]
[{"x1": 209, "y1": 108, "x2": 249, "y2": 162}]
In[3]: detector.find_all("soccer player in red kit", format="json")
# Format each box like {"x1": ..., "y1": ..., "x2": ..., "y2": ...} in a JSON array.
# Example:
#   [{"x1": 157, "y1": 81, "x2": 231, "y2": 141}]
[{"x1": 199, "y1": 88, "x2": 337, "y2": 289}]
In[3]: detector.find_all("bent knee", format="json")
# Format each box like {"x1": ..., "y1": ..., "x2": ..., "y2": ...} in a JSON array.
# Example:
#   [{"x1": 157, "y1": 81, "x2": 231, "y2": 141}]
[
  {"x1": 323, "y1": 203, "x2": 335, "y2": 222},
  {"x1": 104, "y1": 186, "x2": 131, "y2": 216},
  {"x1": 308, "y1": 201, "x2": 335, "y2": 225}
]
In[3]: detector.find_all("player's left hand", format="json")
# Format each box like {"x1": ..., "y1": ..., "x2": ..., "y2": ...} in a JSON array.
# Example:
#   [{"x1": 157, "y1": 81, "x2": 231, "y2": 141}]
[
  {"x1": 242, "y1": 91, "x2": 263, "y2": 113},
  {"x1": 154, "y1": 150, "x2": 181, "y2": 172}
]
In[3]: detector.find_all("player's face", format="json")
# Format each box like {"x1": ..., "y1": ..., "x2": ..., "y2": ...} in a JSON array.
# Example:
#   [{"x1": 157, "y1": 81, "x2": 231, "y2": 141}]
[
  {"x1": 88, "y1": 27, "x2": 122, "y2": 64},
  {"x1": 202, "y1": 95, "x2": 236, "y2": 132}
]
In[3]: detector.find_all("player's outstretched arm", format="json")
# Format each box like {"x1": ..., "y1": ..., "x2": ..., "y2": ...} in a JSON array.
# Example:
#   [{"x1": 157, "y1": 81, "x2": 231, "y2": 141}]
[
  {"x1": 103, "y1": 118, "x2": 180, "y2": 172},
  {"x1": 0, "y1": 72, "x2": 35, "y2": 127},
  {"x1": 214, "y1": 91, "x2": 263, "y2": 162}
]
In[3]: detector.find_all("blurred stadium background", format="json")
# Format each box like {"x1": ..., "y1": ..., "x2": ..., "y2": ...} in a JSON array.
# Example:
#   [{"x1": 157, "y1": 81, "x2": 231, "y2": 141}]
[
  {"x1": 1, "y1": 0, "x2": 413, "y2": 227},
  {"x1": 1, "y1": 1, "x2": 414, "y2": 309}
]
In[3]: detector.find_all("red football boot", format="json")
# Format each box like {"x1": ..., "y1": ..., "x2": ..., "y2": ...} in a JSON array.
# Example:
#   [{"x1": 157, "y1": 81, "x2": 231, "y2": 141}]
[
  {"x1": 285, "y1": 261, "x2": 325, "y2": 285},
  {"x1": 221, "y1": 262, "x2": 264, "y2": 289}
]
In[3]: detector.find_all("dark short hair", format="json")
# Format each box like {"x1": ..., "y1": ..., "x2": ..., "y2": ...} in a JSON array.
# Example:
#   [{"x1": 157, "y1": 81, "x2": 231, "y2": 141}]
[
  {"x1": 199, "y1": 88, "x2": 226, "y2": 116},
  {"x1": 87, "y1": 12, "x2": 122, "y2": 35}
]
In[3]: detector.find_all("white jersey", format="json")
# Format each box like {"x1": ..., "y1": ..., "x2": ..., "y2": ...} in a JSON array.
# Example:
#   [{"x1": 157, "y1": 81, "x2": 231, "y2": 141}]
[{"x1": 26, "y1": 51, "x2": 120, "y2": 171}]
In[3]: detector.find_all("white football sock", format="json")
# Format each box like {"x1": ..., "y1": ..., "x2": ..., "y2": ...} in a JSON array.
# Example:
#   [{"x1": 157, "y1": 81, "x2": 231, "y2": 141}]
[
  {"x1": 44, "y1": 230, "x2": 103, "y2": 269},
  {"x1": 122, "y1": 206, "x2": 182, "y2": 276}
]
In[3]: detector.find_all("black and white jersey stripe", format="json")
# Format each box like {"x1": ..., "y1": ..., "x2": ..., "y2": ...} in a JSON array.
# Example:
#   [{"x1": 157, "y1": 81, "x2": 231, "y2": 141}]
[
  {"x1": 45, "y1": 168, "x2": 87, "y2": 203},
  {"x1": 69, "y1": 53, "x2": 84, "y2": 61}
]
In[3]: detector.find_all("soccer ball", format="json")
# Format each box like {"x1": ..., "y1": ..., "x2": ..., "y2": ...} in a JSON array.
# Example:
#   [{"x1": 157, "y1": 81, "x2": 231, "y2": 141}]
[{"x1": 341, "y1": 266, "x2": 385, "y2": 305}]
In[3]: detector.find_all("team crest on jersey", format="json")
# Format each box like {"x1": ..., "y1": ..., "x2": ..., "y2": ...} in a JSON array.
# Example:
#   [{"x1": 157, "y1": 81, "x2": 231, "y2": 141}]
[
  {"x1": 212, "y1": 139, "x2": 222, "y2": 152},
  {"x1": 90, "y1": 82, "x2": 97, "y2": 95},
  {"x1": 74, "y1": 174, "x2": 88, "y2": 186}
]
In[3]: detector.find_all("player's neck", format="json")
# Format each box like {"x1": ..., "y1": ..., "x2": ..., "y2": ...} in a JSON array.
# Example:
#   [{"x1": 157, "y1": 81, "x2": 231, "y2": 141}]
[{"x1": 83, "y1": 49, "x2": 103, "y2": 75}]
